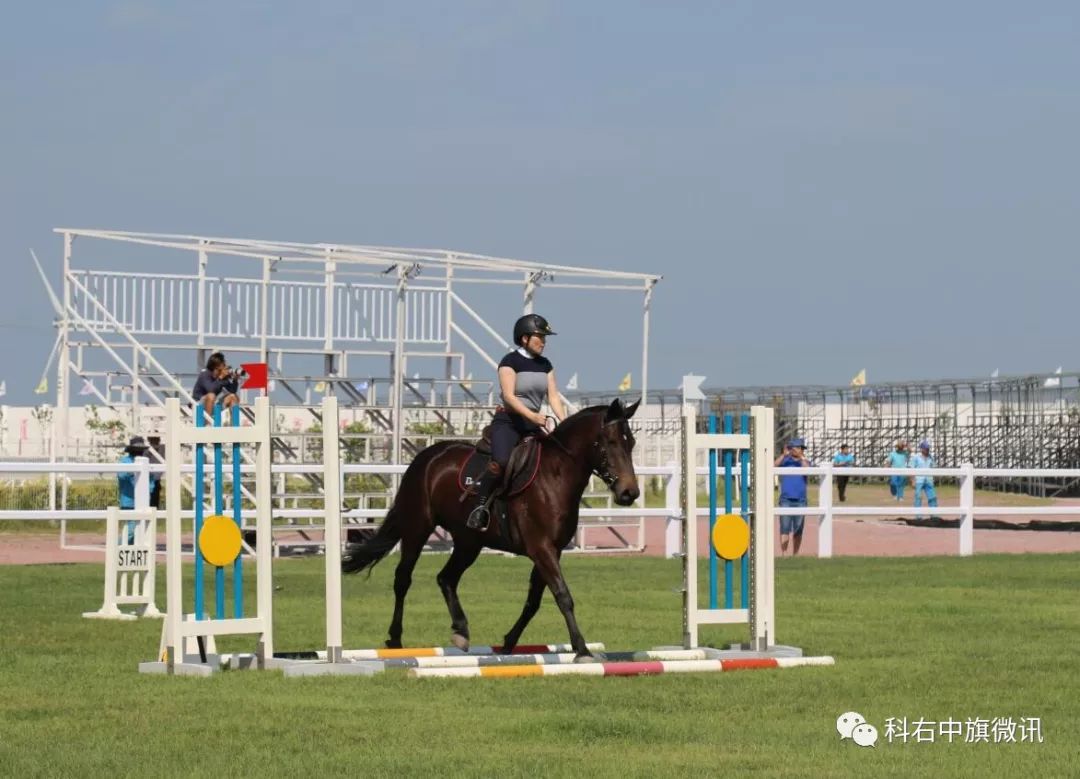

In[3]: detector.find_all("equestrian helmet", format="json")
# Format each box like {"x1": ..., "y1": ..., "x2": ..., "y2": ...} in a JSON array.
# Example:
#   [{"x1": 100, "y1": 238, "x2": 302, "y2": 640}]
[{"x1": 513, "y1": 314, "x2": 556, "y2": 345}]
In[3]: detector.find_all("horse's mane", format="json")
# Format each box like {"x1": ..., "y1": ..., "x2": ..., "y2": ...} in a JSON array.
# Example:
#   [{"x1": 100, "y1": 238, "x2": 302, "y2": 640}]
[{"x1": 546, "y1": 404, "x2": 613, "y2": 447}]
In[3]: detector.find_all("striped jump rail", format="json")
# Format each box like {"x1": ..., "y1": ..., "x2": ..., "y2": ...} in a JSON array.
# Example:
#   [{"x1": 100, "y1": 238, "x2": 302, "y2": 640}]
[
  {"x1": 409, "y1": 655, "x2": 835, "y2": 679},
  {"x1": 383, "y1": 648, "x2": 717, "y2": 670}
]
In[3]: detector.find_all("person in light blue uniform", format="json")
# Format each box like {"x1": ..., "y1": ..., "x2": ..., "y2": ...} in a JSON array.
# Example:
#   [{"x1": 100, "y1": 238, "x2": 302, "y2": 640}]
[
  {"x1": 910, "y1": 441, "x2": 938, "y2": 519},
  {"x1": 118, "y1": 436, "x2": 160, "y2": 544},
  {"x1": 832, "y1": 443, "x2": 854, "y2": 502},
  {"x1": 886, "y1": 441, "x2": 909, "y2": 501}
]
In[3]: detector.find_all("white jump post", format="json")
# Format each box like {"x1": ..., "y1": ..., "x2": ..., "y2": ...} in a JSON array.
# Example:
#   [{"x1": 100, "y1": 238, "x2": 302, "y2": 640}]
[
  {"x1": 82, "y1": 506, "x2": 161, "y2": 620},
  {"x1": 323, "y1": 396, "x2": 344, "y2": 664},
  {"x1": 268, "y1": 396, "x2": 379, "y2": 678},
  {"x1": 817, "y1": 462, "x2": 834, "y2": 558},
  {"x1": 681, "y1": 391, "x2": 786, "y2": 654},
  {"x1": 678, "y1": 380, "x2": 807, "y2": 661},
  {"x1": 84, "y1": 456, "x2": 161, "y2": 620},
  {"x1": 663, "y1": 460, "x2": 681, "y2": 558},
  {"x1": 138, "y1": 395, "x2": 377, "y2": 677},
  {"x1": 140, "y1": 397, "x2": 273, "y2": 676}
]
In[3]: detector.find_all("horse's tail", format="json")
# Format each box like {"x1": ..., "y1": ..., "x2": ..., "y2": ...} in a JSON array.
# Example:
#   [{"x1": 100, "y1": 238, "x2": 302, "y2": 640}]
[{"x1": 341, "y1": 502, "x2": 403, "y2": 575}]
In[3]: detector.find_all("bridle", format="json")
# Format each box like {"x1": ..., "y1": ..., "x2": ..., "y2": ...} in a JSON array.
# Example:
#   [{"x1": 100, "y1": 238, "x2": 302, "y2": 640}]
[
  {"x1": 590, "y1": 430, "x2": 621, "y2": 488},
  {"x1": 544, "y1": 414, "x2": 630, "y2": 489}
]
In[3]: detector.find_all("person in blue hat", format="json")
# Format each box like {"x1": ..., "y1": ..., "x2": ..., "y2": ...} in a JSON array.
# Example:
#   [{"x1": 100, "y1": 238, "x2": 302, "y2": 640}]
[
  {"x1": 885, "y1": 440, "x2": 909, "y2": 502},
  {"x1": 774, "y1": 437, "x2": 811, "y2": 555},
  {"x1": 118, "y1": 436, "x2": 160, "y2": 544},
  {"x1": 909, "y1": 440, "x2": 938, "y2": 519}
]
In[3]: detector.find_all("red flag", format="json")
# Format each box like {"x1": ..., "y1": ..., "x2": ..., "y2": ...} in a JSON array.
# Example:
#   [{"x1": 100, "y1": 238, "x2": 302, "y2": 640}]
[{"x1": 240, "y1": 362, "x2": 269, "y2": 391}]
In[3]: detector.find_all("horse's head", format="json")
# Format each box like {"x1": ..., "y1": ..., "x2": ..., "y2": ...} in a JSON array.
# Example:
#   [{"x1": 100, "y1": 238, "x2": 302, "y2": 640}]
[{"x1": 591, "y1": 398, "x2": 641, "y2": 506}]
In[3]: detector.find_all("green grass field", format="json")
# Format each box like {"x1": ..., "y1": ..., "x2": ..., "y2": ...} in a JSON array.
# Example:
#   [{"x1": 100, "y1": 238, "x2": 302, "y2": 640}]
[{"x1": 1, "y1": 553, "x2": 1077, "y2": 777}]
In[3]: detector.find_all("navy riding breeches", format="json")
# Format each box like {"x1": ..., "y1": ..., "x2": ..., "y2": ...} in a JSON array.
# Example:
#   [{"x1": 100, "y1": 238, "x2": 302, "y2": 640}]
[{"x1": 490, "y1": 410, "x2": 539, "y2": 469}]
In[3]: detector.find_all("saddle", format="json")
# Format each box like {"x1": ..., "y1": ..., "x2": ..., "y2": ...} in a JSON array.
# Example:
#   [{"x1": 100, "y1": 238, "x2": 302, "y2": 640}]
[{"x1": 458, "y1": 425, "x2": 543, "y2": 499}]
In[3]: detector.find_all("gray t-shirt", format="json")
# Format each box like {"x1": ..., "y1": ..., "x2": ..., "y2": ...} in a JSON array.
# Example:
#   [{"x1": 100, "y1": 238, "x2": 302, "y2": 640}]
[{"x1": 499, "y1": 348, "x2": 552, "y2": 413}]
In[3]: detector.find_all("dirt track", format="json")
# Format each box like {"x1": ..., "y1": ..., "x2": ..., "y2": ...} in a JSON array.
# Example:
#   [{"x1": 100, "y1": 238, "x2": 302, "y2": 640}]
[{"x1": 5, "y1": 509, "x2": 1080, "y2": 566}]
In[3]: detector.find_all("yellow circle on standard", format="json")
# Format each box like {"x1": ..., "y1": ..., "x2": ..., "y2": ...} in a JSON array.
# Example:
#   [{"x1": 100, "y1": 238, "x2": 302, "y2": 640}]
[
  {"x1": 712, "y1": 514, "x2": 750, "y2": 560},
  {"x1": 199, "y1": 515, "x2": 243, "y2": 567}
]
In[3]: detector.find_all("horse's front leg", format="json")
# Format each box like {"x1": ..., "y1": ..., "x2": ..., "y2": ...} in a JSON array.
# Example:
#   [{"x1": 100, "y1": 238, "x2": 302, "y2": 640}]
[{"x1": 528, "y1": 543, "x2": 592, "y2": 661}]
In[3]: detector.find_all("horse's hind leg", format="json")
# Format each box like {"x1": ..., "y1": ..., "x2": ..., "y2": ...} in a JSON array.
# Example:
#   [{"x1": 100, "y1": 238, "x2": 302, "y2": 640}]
[
  {"x1": 386, "y1": 535, "x2": 423, "y2": 648},
  {"x1": 500, "y1": 564, "x2": 545, "y2": 653},
  {"x1": 436, "y1": 538, "x2": 482, "y2": 650}
]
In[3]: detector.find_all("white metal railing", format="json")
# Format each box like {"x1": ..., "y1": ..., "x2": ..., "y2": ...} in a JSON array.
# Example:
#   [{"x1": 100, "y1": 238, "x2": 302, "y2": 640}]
[
  {"x1": 775, "y1": 465, "x2": 1080, "y2": 557},
  {"x1": 72, "y1": 270, "x2": 449, "y2": 344},
  {"x1": 0, "y1": 461, "x2": 685, "y2": 556},
  {"x1": 3, "y1": 461, "x2": 1077, "y2": 558}
]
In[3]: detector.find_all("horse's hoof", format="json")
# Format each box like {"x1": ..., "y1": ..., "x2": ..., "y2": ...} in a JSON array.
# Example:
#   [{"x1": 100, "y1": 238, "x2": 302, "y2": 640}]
[
  {"x1": 385, "y1": 639, "x2": 402, "y2": 649},
  {"x1": 573, "y1": 653, "x2": 596, "y2": 664},
  {"x1": 451, "y1": 633, "x2": 470, "y2": 651}
]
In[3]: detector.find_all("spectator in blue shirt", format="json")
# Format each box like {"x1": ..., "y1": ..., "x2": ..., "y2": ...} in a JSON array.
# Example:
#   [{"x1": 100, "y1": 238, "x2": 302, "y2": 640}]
[
  {"x1": 910, "y1": 441, "x2": 938, "y2": 519},
  {"x1": 832, "y1": 444, "x2": 854, "y2": 502},
  {"x1": 118, "y1": 436, "x2": 160, "y2": 543},
  {"x1": 886, "y1": 441, "x2": 909, "y2": 502},
  {"x1": 774, "y1": 438, "x2": 810, "y2": 556}
]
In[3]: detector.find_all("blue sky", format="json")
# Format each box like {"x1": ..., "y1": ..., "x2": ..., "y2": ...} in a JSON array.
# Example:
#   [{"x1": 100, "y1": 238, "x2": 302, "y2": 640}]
[{"x1": 2, "y1": 1, "x2": 1078, "y2": 403}]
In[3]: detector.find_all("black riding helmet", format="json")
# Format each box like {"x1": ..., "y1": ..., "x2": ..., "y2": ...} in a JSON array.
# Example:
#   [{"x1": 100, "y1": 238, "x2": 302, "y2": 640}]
[{"x1": 513, "y1": 314, "x2": 556, "y2": 346}]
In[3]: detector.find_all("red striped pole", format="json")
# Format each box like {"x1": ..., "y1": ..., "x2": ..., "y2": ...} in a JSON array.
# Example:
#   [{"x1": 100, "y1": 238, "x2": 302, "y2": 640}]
[{"x1": 409, "y1": 655, "x2": 835, "y2": 679}]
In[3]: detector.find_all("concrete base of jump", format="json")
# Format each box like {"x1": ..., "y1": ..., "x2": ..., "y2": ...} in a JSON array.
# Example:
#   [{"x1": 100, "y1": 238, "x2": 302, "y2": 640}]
[
  {"x1": 279, "y1": 660, "x2": 385, "y2": 678},
  {"x1": 654, "y1": 644, "x2": 807, "y2": 659},
  {"x1": 138, "y1": 661, "x2": 216, "y2": 677},
  {"x1": 269, "y1": 642, "x2": 608, "y2": 661},
  {"x1": 138, "y1": 654, "x2": 384, "y2": 676}
]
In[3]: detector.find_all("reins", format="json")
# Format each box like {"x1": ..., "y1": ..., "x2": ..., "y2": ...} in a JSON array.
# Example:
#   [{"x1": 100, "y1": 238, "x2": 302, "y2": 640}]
[{"x1": 541, "y1": 413, "x2": 625, "y2": 488}]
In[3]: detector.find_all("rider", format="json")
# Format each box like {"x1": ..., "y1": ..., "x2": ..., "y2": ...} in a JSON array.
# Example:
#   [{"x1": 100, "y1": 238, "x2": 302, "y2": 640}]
[{"x1": 466, "y1": 313, "x2": 568, "y2": 530}]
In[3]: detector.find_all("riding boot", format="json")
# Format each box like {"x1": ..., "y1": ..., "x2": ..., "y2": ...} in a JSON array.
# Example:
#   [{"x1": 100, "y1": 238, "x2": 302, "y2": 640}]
[{"x1": 466, "y1": 462, "x2": 503, "y2": 530}]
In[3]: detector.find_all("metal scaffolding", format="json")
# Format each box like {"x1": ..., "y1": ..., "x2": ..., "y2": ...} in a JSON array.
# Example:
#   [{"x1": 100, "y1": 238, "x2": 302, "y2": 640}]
[
  {"x1": 45, "y1": 228, "x2": 661, "y2": 469},
  {"x1": 575, "y1": 373, "x2": 1080, "y2": 496}
]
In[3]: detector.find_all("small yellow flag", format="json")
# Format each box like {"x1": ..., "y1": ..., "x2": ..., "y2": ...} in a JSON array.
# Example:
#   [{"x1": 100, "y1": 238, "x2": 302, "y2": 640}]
[
  {"x1": 618, "y1": 373, "x2": 632, "y2": 392},
  {"x1": 850, "y1": 369, "x2": 866, "y2": 387},
  {"x1": 34, "y1": 377, "x2": 48, "y2": 394},
  {"x1": 314, "y1": 381, "x2": 327, "y2": 393}
]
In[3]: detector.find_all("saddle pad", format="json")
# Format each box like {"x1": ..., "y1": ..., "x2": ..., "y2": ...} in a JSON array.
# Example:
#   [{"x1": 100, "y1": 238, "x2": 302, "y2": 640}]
[{"x1": 458, "y1": 438, "x2": 542, "y2": 498}]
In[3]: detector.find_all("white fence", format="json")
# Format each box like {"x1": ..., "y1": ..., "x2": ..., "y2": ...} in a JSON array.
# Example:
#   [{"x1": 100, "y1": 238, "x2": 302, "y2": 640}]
[
  {"x1": 0, "y1": 460, "x2": 684, "y2": 556},
  {"x1": 3, "y1": 461, "x2": 1079, "y2": 558},
  {"x1": 775, "y1": 465, "x2": 1080, "y2": 557}
]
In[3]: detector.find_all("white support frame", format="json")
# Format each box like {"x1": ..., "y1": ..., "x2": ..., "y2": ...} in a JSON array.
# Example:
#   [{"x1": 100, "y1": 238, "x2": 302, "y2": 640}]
[
  {"x1": 143, "y1": 396, "x2": 273, "y2": 676},
  {"x1": 322, "y1": 397, "x2": 343, "y2": 664},
  {"x1": 82, "y1": 505, "x2": 161, "y2": 620},
  {"x1": 133, "y1": 397, "x2": 365, "y2": 676},
  {"x1": 682, "y1": 404, "x2": 775, "y2": 651}
]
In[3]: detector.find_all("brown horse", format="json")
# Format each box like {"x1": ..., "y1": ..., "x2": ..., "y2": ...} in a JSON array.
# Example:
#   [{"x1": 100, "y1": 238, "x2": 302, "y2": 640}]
[{"x1": 341, "y1": 398, "x2": 641, "y2": 660}]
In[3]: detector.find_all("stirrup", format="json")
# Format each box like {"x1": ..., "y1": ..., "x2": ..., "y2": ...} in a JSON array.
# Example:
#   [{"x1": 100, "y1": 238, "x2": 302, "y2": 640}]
[{"x1": 466, "y1": 503, "x2": 490, "y2": 531}]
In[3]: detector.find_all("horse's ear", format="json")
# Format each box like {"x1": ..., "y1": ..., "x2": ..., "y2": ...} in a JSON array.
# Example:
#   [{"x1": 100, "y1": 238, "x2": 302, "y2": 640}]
[
  {"x1": 606, "y1": 398, "x2": 623, "y2": 422},
  {"x1": 624, "y1": 398, "x2": 641, "y2": 419}
]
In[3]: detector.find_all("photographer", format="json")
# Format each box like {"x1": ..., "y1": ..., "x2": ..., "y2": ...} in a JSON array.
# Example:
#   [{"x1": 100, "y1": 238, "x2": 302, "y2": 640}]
[
  {"x1": 192, "y1": 351, "x2": 241, "y2": 417},
  {"x1": 774, "y1": 438, "x2": 811, "y2": 556}
]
